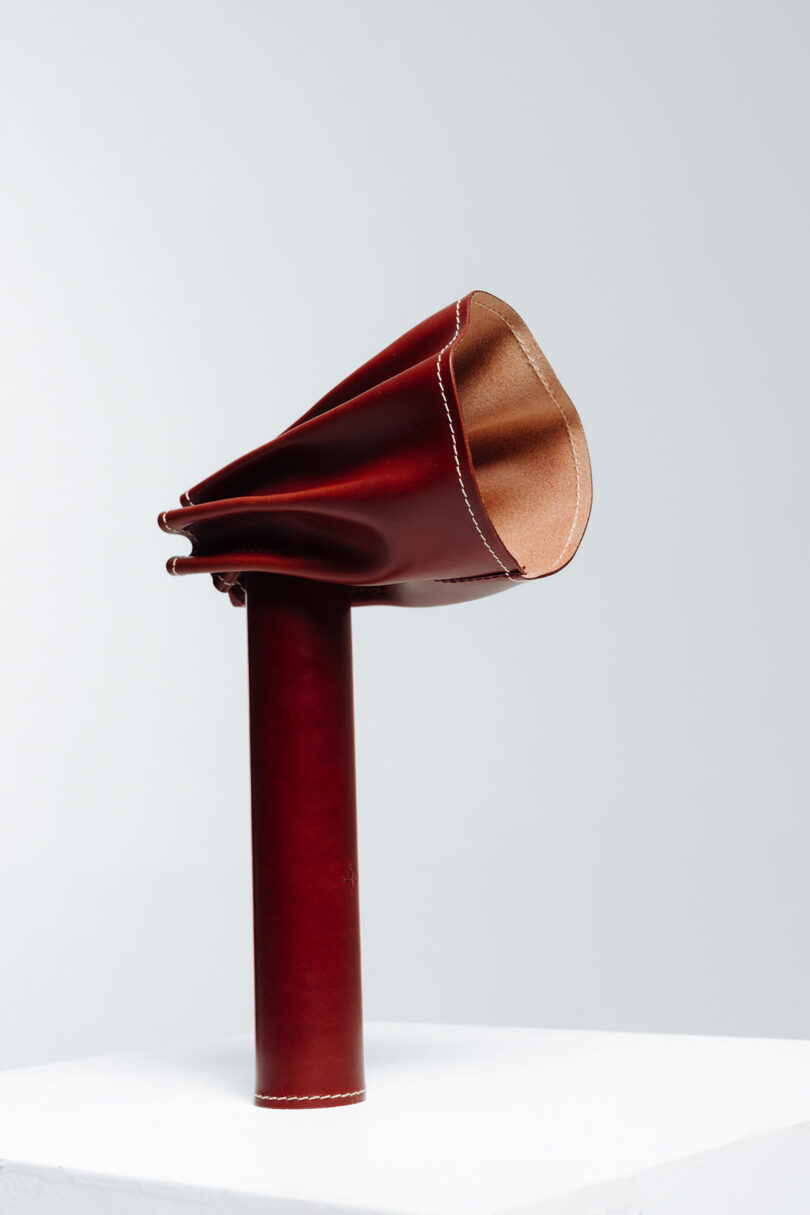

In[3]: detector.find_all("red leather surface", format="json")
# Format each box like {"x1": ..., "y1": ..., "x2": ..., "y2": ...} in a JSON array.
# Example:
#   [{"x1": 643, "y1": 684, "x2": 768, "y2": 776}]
[
  {"x1": 160, "y1": 292, "x2": 591, "y2": 1108},
  {"x1": 247, "y1": 573, "x2": 365, "y2": 1109},
  {"x1": 159, "y1": 293, "x2": 545, "y2": 608}
]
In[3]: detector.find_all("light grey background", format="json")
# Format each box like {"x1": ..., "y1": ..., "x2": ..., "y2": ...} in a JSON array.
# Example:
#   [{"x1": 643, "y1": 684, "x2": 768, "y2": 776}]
[{"x1": 1, "y1": 0, "x2": 807, "y2": 1070}]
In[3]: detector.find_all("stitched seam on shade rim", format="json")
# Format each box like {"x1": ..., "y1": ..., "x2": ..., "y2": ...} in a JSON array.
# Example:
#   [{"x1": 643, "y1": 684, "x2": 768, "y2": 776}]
[
  {"x1": 474, "y1": 298, "x2": 582, "y2": 570},
  {"x1": 255, "y1": 1087, "x2": 366, "y2": 1101},
  {"x1": 435, "y1": 571, "x2": 511, "y2": 584},
  {"x1": 436, "y1": 300, "x2": 518, "y2": 581}
]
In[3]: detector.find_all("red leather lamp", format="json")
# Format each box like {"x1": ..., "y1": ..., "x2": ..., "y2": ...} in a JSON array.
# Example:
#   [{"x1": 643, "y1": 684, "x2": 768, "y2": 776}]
[{"x1": 159, "y1": 291, "x2": 592, "y2": 1107}]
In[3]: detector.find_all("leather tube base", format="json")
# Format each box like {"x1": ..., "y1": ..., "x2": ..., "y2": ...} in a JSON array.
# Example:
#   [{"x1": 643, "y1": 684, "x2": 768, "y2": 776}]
[{"x1": 246, "y1": 573, "x2": 365, "y2": 1110}]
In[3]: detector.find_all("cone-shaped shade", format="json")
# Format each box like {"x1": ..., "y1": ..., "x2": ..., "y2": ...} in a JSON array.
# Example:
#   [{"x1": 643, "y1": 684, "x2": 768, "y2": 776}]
[{"x1": 158, "y1": 291, "x2": 592, "y2": 607}]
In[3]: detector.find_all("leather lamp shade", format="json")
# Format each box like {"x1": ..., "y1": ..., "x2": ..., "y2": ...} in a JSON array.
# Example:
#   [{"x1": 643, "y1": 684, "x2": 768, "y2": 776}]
[{"x1": 159, "y1": 291, "x2": 592, "y2": 606}]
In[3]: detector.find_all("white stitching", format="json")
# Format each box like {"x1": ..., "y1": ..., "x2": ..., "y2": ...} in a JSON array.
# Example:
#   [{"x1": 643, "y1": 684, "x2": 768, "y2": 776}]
[
  {"x1": 169, "y1": 557, "x2": 179, "y2": 575},
  {"x1": 181, "y1": 491, "x2": 194, "y2": 507},
  {"x1": 474, "y1": 299, "x2": 582, "y2": 570},
  {"x1": 161, "y1": 511, "x2": 188, "y2": 537},
  {"x1": 437, "y1": 300, "x2": 517, "y2": 580},
  {"x1": 437, "y1": 571, "x2": 510, "y2": 584},
  {"x1": 160, "y1": 511, "x2": 182, "y2": 534},
  {"x1": 219, "y1": 572, "x2": 244, "y2": 592},
  {"x1": 255, "y1": 1088, "x2": 365, "y2": 1102}
]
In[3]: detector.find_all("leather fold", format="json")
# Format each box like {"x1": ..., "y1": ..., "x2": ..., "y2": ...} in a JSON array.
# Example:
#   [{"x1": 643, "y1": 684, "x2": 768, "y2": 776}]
[{"x1": 159, "y1": 292, "x2": 592, "y2": 607}]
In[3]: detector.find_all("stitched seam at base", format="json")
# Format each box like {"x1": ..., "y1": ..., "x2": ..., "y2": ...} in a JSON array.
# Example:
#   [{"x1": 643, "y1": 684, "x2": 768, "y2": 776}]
[
  {"x1": 437, "y1": 300, "x2": 517, "y2": 581},
  {"x1": 474, "y1": 299, "x2": 582, "y2": 570},
  {"x1": 256, "y1": 1088, "x2": 366, "y2": 1101}
]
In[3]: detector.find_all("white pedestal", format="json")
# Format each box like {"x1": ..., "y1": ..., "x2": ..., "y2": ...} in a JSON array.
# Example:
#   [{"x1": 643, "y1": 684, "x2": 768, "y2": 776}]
[{"x1": 1, "y1": 1021, "x2": 809, "y2": 1214}]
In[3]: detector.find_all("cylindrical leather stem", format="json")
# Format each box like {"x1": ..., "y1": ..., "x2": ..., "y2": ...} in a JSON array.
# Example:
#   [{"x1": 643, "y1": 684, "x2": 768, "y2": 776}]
[{"x1": 246, "y1": 572, "x2": 365, "y2": 1109}]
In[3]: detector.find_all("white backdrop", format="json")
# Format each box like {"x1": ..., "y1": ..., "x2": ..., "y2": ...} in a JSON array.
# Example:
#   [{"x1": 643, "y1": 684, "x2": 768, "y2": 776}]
[{"x1": 1, "y1": 0, "x2": 807, "y2": 1070}]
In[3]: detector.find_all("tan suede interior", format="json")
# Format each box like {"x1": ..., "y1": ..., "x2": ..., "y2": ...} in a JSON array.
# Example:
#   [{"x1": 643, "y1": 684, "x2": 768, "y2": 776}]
[{"x1": 451, "y1": 291, "x2": 592, "y2": 578}]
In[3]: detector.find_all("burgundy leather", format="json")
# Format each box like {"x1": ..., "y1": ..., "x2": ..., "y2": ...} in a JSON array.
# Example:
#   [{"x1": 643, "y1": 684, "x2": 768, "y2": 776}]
[
  {"x1": 158, "y1": 291, "x2": 592, "y2": 607},
  {"x1": 247, "y1": 574, "x2": 364, "y2": 1109},
  {"x1": 160, "y1": 292, "x2": 592, "y2": 1108}
]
